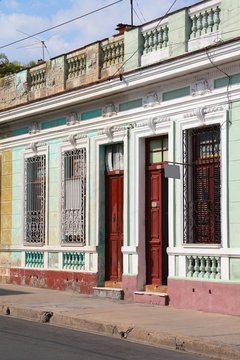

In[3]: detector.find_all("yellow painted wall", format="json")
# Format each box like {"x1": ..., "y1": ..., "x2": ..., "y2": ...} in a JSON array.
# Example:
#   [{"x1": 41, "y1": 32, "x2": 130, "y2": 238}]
[{"x1": 1, "y1": 150, "x2": 12, "y2": 244}]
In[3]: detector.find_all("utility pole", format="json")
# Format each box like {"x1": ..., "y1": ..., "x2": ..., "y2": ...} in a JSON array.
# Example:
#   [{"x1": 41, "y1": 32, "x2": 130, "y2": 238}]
[{"x1": 130, "y1": 0, "x2": 133, "y2": 26}]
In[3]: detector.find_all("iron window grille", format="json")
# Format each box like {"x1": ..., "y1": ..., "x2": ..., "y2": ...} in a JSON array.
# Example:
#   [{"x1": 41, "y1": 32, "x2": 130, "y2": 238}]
[
  {"x1": 61, "y1": 148, "x2": 86, "y2": 245},
  {"x1": 183, "y1": 125, "x2": 221, "y2": 244},
  {"x1": 24, "y1": 155, "x2": 46, "y2": 244}
]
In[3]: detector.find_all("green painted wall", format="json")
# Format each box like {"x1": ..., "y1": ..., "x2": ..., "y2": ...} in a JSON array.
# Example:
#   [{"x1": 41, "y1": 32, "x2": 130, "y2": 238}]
[
  {"x1": 230, "y1": 258, "x2": 240, "y2": 281},
  {"x1": 228, "y1": 100, "x2": 240, "y2": 247},
  {"x1": 168, "y1": 9, "x2": 191, "y2": 57},
  {"x1": 48, "y1": 252, "x2": 59, "y2": 269},
  {"x1": 221, "y1": 0, "x2": 240, "y2": 41},
  {"x1": 119, "y1": 99, "x2": 142, "y2": 112},
  {"x1": 214, "y1": 74, "x2": 240, "y2": 89},
  {"x1": 81, "y1": 109, "x2": 101, "y2": 121},
  {"x1": 47, "y1": 139, "x2": 62, "y2": 246},
  {"x1": 41, "y1": 118, "x2": 66, "y2": 130},
  {"x1": 162, "y1": 86, "x2": 190, "y2": 101},
  {"x1": 124, "y1": 27, "x2": 143, "y2": 71}
]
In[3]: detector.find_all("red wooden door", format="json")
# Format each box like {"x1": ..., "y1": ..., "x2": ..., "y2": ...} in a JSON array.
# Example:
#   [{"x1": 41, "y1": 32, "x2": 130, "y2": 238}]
[
  {"x1": 146, "y1": 137, "x2": 168, "y2": 286},
  {"x1": 105, "y1": 172, "x2": 123, "y2": 282}
]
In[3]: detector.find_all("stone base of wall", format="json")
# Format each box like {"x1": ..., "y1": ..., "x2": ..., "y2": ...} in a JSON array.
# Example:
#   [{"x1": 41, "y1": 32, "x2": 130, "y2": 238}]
[
  {"x1": 7, "y1": 268, "x2": 97, "y2": 295},
  {"x1": 168, "y1": 278, "x2": 240, "y2": 316},
  {"x1": 0, "y1": 267, "x2": 10, "y2": 284}
]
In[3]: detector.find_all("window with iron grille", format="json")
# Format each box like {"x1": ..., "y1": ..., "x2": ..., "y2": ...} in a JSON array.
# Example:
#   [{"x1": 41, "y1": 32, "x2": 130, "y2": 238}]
[
  {"x1": 24, "y1": 155, "x2": 46, "y2": 244},
  {"x1": 61, "y1": 148, "x2": 86, "y2": 245},
  {"x1": 183, "y1": 125, "x2": 221, "y2": 244}
]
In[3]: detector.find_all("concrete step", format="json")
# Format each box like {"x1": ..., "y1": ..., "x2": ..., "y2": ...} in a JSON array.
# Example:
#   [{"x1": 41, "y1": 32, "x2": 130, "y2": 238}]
[
  {"x1": 93, "y1": 287, "x2": 124, "y2": 300},
  {"x1": 144, "y1": 284, "x2": 168, "y2": 293},
  {"x1": 134, "y1": 291, "x2": 169, "y2": 306}
]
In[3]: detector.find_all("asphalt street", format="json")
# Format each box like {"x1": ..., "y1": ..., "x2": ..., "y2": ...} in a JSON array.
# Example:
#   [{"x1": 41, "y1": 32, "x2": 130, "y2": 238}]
[{"x1": 0, "y1": 316, "x2": 211, "y2": 360}]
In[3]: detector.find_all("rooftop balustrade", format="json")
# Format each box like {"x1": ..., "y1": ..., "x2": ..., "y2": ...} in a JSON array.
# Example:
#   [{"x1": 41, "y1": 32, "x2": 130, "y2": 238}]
[{"x1": 0, "y1": 0, "x2": 238, "y2": 112}]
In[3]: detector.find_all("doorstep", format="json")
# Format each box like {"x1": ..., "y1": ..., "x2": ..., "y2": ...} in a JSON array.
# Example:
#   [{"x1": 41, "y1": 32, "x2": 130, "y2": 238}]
[
  {"x1": 93, "y1": 287, "x2": 124, "y2": 300},
  {"x1": 134, "y1": 291, "x2": 169, "y2": 306}
]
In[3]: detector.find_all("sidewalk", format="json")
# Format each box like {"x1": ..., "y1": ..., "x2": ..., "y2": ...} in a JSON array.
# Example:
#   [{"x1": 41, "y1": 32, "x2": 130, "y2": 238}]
[{"x1": 0, "y1": 284, "x2": 239, "y2": 360}]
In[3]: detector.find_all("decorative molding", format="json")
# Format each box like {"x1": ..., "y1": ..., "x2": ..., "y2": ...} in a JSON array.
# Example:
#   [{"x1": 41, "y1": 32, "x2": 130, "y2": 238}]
[
  {"x1": 147, "y1": 117, "x2": 156, "y2": 133},
  {"x1": 191, "y1": 79, "x2": 212, "y2": 96},
  {"x1": 143, "y1": 92, "x2": 160, "y2": 108},
  {"x1": 66, "y1": 112, "x2": 79, "y2": 125},
  {"x1": 135, "y1": 116, "x2": 170, "y2": 129},
  {"x1": 26, "y1": 141, "x2": 46, "y2": 153},
  {"x1": 30, "y1": 142, "x2": 37, "y2": 153},
  {"x1": 102, "y1": 103, "x2": 117, "y2": 118},
  {"x1": 195, "y1": 107, "x2": 206, "y2": 122},
  {"x1": 67, "y1": 133, "x2": 77, "y2": 147},
  {"x1": 28, "y1": 121, "x2": 40, "y2": 134},
  {"x1": 184, "y1": 105, "x2": 224, "y2": 119},
  {"x1": 104, "y1": 126, "x2": 113, "y2": 141},
  {"x1": 75, "y1": 133, "x2": 88, "y2": 140}
]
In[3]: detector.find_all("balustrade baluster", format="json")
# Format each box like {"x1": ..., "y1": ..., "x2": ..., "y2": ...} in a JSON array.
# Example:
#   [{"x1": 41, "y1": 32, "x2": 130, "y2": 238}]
[
  {"x1": 158, "y1": 28, "x2": 164, "y2": 49},
  {"x1": 216, "y1": 257, "x2": 221, "y2": 279},
  {"x1": 203, "y1": 11, "x2": 209, "y2": 35},
  {"x1": 210, "y1": 256, "x2": 217, "y2": 279},
  {"x1": 200, "y1": 257, "x2": 206, "y2": 277},
  {"x1": 197, "y1": 13, "x2": 203, "y2": 37},
  {"x1": 205, "y1": 257, "x2": 211, "y2": 278},
  {"x1": 187, "y1": 256, "x2": 194, "y2": 277},
  {"x1": 214, "y1": 6, "x2": 221, "y2": 31},
  {"x1": 163, "y1": 26, "x2": 168, "y2": 47},
  {"x1": 153, "y1": 29, "x2": 158, "y2": 50},
  {"x1": 191, "y1": 14, "x2": 198, "y2": 39},
  {"x1": 208, "y1": 8, "x2": 214, "y2": 33},
  {"x1": 193, "y1": 256, "x2": 200, "y2": 277}
]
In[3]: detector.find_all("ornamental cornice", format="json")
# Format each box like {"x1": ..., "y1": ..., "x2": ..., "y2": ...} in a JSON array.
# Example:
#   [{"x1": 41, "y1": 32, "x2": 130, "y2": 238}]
[
  {"x1": 1, "y1": 39, "x2": 239, "y2": 124},
  {"x1": 184, "y1": 105, "x2": 224, "y2": 119},
  {"x1": 135, "y1": 116, "x2": 170, "y2": 129}
]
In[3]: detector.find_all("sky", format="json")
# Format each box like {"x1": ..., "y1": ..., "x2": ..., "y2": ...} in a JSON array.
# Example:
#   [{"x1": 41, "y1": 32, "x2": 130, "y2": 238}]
[{"x1": 0, "y1": 0, "x2": 199, "y2": 64}]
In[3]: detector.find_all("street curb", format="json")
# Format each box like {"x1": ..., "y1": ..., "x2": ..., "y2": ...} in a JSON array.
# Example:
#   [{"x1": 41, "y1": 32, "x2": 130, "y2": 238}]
[{"x1": 1, "y1": 304, "x2": 240, "y2": 360}]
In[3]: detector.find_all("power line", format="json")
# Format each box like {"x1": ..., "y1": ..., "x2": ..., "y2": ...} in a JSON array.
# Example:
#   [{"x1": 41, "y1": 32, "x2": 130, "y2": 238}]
[
  {"x1": 0, "y1": 0, "x2": 123, "y2": 50},
  {"x1": 136, "y1": 1, "x2": 147, "y2": 22},
  {"x1": 111, "y1": 0, "x2": 178, "y2": 78}
]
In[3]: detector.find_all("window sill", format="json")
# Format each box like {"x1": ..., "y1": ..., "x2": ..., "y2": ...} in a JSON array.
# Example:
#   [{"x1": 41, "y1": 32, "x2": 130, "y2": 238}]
[{"x1": 182, "y1": 243, "x2": 222, "y2": 249}]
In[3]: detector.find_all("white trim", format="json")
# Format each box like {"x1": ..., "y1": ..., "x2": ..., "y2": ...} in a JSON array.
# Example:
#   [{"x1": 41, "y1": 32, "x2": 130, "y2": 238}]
[
  {"x1": 22, "y1": 143, "x2": 48, "y2": 247},
  {"x1": 59, "y1": 137, "x2": 90, "y2": 247},
  {"x1": 93, "y1": 129, "x2": 128, "y2": 249},
  {"x1": 130, "y1": 117, "x2": 173, "y2": 286},
  {"x1": 176, "y1": 106, "x2": 227, "y2": 249}
]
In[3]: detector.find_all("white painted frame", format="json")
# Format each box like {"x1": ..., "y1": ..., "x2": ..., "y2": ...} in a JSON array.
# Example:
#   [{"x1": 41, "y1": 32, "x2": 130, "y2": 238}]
[
  {"x1": 59, "y1": 137, "x2": 90, "y2": 249},
  {"x1": 130, "y1": 117, "x2": 174, "y2": 287},
  {"x1": 22, "y1": 143, "x2": 49, "y2": 247},
  {"x1": 92, "y1": 129, "x2": 129, "y2": 277}
]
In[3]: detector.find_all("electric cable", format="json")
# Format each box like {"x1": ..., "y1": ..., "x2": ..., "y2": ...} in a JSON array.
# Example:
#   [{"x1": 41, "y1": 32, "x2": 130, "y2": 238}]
[
  {"x1": 0, "y1": 0, "x2": 123, "y2": 50},
  {"x1": 110, "y1": 0, "x2": 178, "y2": 79}
]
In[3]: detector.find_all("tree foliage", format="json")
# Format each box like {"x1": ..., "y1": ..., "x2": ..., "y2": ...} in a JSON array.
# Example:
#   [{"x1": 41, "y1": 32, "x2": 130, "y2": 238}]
[{"x1": 0, "y1": 53, "x2": 23, "y2": 78}]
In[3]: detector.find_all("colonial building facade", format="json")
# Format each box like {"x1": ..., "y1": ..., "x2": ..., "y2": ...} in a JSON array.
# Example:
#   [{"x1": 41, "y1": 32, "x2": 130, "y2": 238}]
[{"x1": 0, "y1": 0, "x2": 240, "y2": 315}]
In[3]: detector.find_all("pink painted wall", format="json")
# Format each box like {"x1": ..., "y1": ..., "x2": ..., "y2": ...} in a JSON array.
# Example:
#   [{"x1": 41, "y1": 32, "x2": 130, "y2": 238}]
[
  {"x1": 122, "y1": 275, "x2": 138, "y2": 300},
  {"x1": 168, "y1": 278, "x2": 240, "y2": 316}
]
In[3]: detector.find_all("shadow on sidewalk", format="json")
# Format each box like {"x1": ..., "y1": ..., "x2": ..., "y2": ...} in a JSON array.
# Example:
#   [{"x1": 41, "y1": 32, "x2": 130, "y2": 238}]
[{"x1": 0, "y1": 289, "x2": 31, "y2": 296}]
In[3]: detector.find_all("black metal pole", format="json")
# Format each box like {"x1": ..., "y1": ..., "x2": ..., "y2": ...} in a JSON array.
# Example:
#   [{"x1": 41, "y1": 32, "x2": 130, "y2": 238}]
[{"x1": 130, "y1": 0, "x2": 133, "y2": 26}]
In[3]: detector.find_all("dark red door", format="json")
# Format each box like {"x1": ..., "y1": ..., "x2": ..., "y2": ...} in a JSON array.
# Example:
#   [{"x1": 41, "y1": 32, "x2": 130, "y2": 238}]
[
  {"x1": 105, "y1": 172, "x2": 123, "y2": 282},
  {"x1": 146, "y1": 137, "x2": 168, "y2": 286}
]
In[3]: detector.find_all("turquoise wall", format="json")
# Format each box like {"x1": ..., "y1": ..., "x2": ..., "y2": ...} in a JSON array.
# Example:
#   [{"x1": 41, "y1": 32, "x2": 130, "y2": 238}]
[{"x1": 47, "y1": 138, "x2": 63, "y2": 245}]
